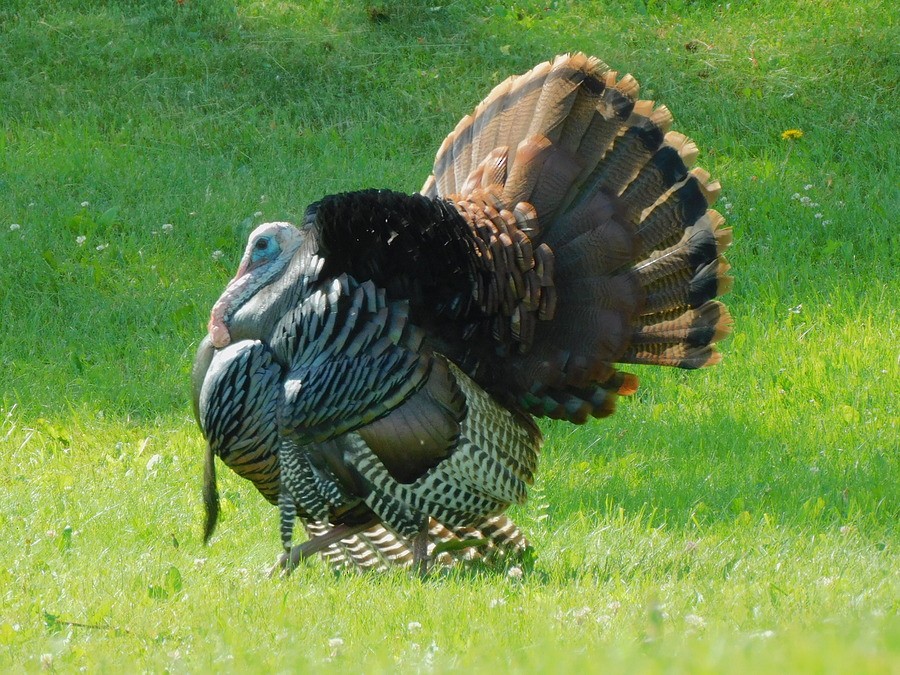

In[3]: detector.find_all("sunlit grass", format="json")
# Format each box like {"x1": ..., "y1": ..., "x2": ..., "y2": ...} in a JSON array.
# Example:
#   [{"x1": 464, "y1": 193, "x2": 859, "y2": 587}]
[{"x1": 0, "y1": 0, "x2": 896, "y2": 671}]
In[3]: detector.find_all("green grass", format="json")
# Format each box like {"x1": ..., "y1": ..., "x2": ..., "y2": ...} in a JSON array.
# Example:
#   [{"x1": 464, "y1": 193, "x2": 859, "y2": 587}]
[{"x1": 1, "y1": 0, "x2": 897, "y2": 671}]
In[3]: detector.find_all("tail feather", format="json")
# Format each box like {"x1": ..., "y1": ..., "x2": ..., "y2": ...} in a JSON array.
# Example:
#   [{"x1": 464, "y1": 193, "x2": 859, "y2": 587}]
[
  {"x1": 552, "y1": 205, "x2": 637, "y2": 277},
  {"x1": 582, "y1": 114, "x2": 666, "y2": 198},
  {"x1": 446, "y1": 115, "x2": 476, "y2": 194},
  {"x1": 528, "y1": 53, "x2": 595, "y2": 144},
  {"x1": 636, "y1": 222, "x2": 724, "y2": 288},
  {"x1": 566, "y1": 85, "x2": 636, "y2": 204},
  {"x1": 621, "y1": 342, "x2": 723, "y2": 369},
  {"x1": 424, "y1": 53, "x2": 733, "y2": 420},
  {"x1": 469, "y1": 78, "x2": 517, "y2": 176},
  {"x1": 618, "y1": 145, "x2": 690, "y2": 222},
  {"x1": 499, "y1": 60, "x2": 554, "y2": 171},
  {"x1": 632, "y1": 300, "x2": 732, "y2": 346},
  {"x1": 502, "y1": 136, "x2": 582, "y2": 226},
  {"x1": 556, "y1": 59, "x2": 609, "y2": 155},
  {"x1": 501, "y1": 134, "x2": 554, "y2": 207},
  {"x1": 635, "y1": 175, "x2": 709, "y2": 256},
  {"x1": 642, "y1": 259, "x2": 730, "y2": 315}
]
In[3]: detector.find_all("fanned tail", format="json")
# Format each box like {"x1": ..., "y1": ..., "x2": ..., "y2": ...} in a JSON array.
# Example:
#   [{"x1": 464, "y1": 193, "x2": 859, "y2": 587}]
[{"x1": 423, "y1": 53, "x2": 733, "y2": 423}]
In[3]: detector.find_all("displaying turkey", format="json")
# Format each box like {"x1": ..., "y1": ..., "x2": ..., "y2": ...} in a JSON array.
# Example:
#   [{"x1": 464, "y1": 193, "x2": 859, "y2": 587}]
[{"x1": 193, "y1": 53, "x2": 732, "y2": 574}]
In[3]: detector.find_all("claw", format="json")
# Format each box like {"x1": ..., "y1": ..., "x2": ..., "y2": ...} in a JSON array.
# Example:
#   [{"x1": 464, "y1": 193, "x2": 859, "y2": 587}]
[
  {"x1": 266, "y1": 543, "x2": 315, "y2": 578},
  {"x1": 267, "y1": 551, "x2": 292, "y2": 578}
]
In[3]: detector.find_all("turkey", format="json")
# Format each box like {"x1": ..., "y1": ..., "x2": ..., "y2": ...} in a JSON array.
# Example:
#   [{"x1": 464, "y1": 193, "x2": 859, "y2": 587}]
[{"x1": 194, "y1": 53, "x2": 733, "y2": 573}]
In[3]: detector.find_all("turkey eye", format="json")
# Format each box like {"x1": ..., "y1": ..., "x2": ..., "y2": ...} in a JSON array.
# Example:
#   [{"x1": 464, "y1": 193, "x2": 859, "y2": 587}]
[{"x1": 254, "y1": 238, "x2": 269, "y2": 251}]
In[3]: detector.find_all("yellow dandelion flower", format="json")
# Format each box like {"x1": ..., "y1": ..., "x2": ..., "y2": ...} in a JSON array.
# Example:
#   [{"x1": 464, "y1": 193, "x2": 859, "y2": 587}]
[{"x1": 781, "y1": 129, "x2": 804, "y2": 140}]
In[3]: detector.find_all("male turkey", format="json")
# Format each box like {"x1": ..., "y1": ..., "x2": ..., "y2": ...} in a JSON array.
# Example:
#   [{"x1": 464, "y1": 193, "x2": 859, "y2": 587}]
[{"x1": 193, "y1": 53, "x2": 732, "y2": 573}]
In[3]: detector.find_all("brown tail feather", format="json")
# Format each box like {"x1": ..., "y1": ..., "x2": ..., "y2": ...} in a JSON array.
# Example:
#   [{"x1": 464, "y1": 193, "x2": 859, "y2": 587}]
[
  {"x1": 573, "y1": 85, "x2": 635, "y2": 163},
  {"x1": 468, "y1": 79, "x2": 516, "y2": 177},
  {"x1": 556, "y1": 58, "x2": 609, "y2": 155},
  {"x1": 501, "y1": 134, "x2": 554, "y2": 207},
  {"x1": 499, "y1": 60, "x2": 554, "y2": 171},
  {"x1": 583, "y1": 114, "x2": 666, "y2": 198},
  {"x1": 528, "y1": 53, "x2": 594, "y2": 143},
  {"x1": 632, "y1": 300, "x2": 732, "y2": 346},
  {"x1": 621, "y1": 342, "x2": 723, "y2": 369},
  {"x1": 424, "y1": 53, "x2": 732, "y2": 420}
]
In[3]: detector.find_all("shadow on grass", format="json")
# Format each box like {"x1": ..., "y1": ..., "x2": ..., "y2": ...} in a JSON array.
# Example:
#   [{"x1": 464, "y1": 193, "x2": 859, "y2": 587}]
[{"x1": 537, "y1": 406, "x2": 895, "y2": 536}]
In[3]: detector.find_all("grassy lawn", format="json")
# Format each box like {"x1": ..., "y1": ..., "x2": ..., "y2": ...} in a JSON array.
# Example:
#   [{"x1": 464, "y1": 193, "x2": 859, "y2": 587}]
[{"x1": 0, "y1": 0, "x2": 896, "y2": 671}]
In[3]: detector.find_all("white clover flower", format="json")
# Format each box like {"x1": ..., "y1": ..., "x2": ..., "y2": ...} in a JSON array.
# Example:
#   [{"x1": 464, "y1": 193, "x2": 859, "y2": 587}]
[
  {"x1": 791, "y1": 193, "x2": 801, "y2": 200},
  {"x1": 162, "y1": 223, "x2": 174, "y2": 233},
  {"x1": 571, "y1": 606, "x2": 592, "y2": 620},
  {"x1": 80, "y1": 201, "x2": 90, "y2": 207},
  {"x1": 407, "y1": 621, "x2": 422, "y2": 632},
  {"x1": 507, "y1": 565, "x2": 523, "y2": 579},
  {"x1": 76, "y1": 235, "x2": 87, "y2": 245},
  {"x1": 750, "y1": 630, "x2": 776, "y2": 640},
  {"x1": 328, "y1": 637, "x2": 344, "y2": 649},
  {"x1": 9, "y1": 223, "x2": 20, "y2": 231},
  {"x1": 814, "y1": 213, "x2": 823, "y2": 219},
  {"x1": 212, "y1": 250, "x2": 224, "y2": 261},
  {"x1": 803, "y1": 184, "x2": 813, "y2": 190},
  {"x1": 685, "y1": 614, "x2": 706, "y2": 627},
  {"x1": 96, "y1": 243, "x2": 109, "y2": 251},
  {"x1": 146, "y1": 453, "x2": 162, "y2": 471},
  {"x1": 822, "y1": 220, "x2": 832, "y2": 226},
  {"x1": 254, "y1": 211, "x2": 263, "y2": 218}
]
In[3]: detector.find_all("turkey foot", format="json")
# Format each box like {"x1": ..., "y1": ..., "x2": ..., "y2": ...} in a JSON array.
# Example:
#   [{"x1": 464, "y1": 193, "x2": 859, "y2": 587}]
[
  {"x1": 431, "y1": 536, "x2": 490, "y2": 559},
  {"x1": 412, "y1": 527, "x2": 431, "y2": 577},
  {"x1": 268, "y1": 522, "x2": 375, "y2": 578}
]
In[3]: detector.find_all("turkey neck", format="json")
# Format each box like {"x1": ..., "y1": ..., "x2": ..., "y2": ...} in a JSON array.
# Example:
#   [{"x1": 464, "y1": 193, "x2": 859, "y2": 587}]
[{"x1": 227, "y1": 239, "x2": 321, "y2": 346}]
